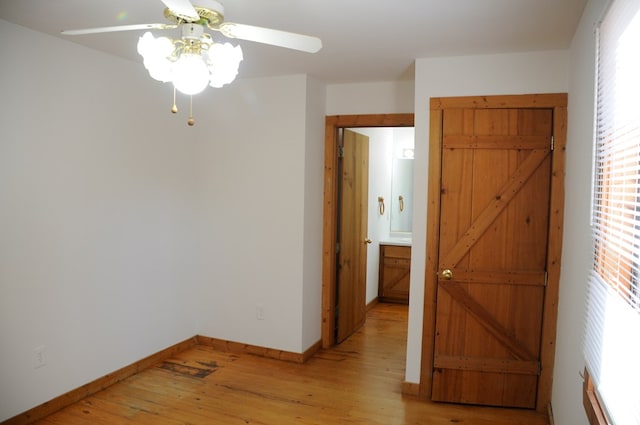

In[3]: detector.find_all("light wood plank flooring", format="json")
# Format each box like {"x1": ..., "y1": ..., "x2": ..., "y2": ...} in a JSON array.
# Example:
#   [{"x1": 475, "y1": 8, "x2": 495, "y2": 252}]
[{"x1": 35, "y1": 303, "x2": 549, "y2": 424}]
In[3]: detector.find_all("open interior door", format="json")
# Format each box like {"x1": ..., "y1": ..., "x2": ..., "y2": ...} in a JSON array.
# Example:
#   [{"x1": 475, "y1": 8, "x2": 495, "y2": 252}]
[{"x1": 336, "y1": 129, "x2": 369, "y2": 343}]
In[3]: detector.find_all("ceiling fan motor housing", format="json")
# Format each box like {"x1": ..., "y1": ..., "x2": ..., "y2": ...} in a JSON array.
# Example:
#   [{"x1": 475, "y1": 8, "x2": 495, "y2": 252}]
[
  {"x1": 181, "y1": 23, "x2": 205, "y2": 40},
  {"x1": 163, "y1": 0, "x2": 225, "y2": 27}
]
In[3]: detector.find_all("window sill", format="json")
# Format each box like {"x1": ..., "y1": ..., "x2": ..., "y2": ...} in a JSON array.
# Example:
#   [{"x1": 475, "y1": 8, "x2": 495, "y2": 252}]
[{"x1": 583, "y1": 368, "x2": 610, "y2": 425}]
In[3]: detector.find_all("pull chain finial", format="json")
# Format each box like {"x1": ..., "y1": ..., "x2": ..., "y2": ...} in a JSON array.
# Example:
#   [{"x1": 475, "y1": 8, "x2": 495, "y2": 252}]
[
  {"x1": 171, "y1": 87, "x2": 178, "y2": 114},
  {"x1": 187, "y1": 95, "x2": 195, "y2": 126}
]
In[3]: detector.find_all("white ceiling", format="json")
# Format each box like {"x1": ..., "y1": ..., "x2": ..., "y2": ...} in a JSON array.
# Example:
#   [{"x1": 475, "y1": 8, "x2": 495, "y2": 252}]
[{"x1": 0, "y1": 0, "x2": 587, "y2": 84}]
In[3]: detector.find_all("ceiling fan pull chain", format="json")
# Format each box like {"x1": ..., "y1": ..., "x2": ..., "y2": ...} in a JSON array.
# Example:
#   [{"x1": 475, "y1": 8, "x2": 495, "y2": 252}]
[
  {"x1": 171, "y1": 86, "x2": 178, "y2": 114},
  {"x1": 187, "y1": 95, "x2": 195, "y2": 126}
]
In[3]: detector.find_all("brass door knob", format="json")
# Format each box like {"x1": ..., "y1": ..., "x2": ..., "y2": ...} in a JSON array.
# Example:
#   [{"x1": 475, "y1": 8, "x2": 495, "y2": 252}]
[
  {"x1": 441, "y1": 269, "x2": 453, "y2": 280},
  {"x1": 364, "y1": 238, "x2": 373, "y2": 244}
]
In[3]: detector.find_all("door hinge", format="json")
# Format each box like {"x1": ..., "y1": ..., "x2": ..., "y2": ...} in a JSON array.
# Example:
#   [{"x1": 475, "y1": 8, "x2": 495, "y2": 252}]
[
  {"x1": 544, "y1": 272, "x2": 549, "y2": 287},
  {"x1": 338, "y1": 146, "x2": 344, "y2": 158},
  {"x1": 336, "y1": 242, "x2": 341, "y2": 254},
  {"x1": 550, "y1": 136, "x2": 555, "y2": 151}
]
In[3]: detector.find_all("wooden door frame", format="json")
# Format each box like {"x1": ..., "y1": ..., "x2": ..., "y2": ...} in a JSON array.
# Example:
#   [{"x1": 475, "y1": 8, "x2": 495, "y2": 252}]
[
  {"x1": 419, "y1": 94, "x2": 567, "y2": 413},
  {"x1": 322, "y1": 114, "x2": 415, "y2": 348}
]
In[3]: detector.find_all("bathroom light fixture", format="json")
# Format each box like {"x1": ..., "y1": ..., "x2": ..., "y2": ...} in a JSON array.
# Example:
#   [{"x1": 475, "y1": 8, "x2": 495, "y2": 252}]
[{"x1": 402, "y1": 148, "x2": 415, "y2": 159}]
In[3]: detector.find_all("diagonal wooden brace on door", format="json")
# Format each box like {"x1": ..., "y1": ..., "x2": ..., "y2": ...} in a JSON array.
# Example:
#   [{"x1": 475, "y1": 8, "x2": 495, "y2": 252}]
[
  {"x1": 440, "y1": 148, "x2": 550, "y2": 268},
  {"x1": 387, "y1": 268, "x2": 410, "y2": 288},
  {"x1": 440, "y1": 281, "x2": 538, "y2": 362}
]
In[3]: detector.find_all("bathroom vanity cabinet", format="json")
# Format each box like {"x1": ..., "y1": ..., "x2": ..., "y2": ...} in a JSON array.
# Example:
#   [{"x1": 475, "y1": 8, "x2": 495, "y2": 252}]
[{"x1": 378, "y1": 244, "x2": 411, "y2": 304}]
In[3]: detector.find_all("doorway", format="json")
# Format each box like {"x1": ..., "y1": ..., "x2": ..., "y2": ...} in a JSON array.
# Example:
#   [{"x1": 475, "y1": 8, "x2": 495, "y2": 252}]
[{"x1": 322, "y1": 114, "x2": 415, "y2": 348}]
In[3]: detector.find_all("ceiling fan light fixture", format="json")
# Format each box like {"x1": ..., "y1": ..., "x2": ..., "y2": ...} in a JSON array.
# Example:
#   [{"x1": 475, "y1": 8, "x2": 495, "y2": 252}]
[
  {"x1": 172, "y1": 52, "x2": 210, "y2": 95},
  {"x1": 137, "y1": 28, "x2": 243, "y2": 94},
  {"x1": 54, "y1": 0, "x2": 320, "y2": 125}
]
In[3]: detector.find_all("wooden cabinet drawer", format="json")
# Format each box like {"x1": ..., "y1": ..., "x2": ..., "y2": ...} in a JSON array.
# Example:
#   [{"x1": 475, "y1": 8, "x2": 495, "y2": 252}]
[
  {"x1": 382, "y1": 245, "x2": 411, "y2": 259},
  {"x1": 378, "y1": 244, "x2": 411, "y2": 304}
]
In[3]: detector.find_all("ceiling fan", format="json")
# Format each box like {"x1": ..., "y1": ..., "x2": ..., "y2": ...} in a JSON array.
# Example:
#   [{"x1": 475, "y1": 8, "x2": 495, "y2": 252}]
[{"x1": 62, "y1": 0, "x2": 322, "y2": 125}]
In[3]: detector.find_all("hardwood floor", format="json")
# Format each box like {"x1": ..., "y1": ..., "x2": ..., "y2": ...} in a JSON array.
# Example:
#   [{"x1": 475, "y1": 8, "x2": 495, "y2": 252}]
[{"x1": 34, "y1": 303, "x2": 549, "y2": 424}]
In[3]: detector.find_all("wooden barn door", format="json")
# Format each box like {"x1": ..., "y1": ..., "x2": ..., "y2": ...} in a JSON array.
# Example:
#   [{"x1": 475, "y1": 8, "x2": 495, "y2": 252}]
[{"x1": 430, "y1": 106, "x2": 553, "y2": 408}]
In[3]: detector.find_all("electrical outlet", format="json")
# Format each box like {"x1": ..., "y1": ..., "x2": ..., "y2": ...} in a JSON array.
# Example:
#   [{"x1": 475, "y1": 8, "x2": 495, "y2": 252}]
[
  {"x1": 256, "y1": 305, "x2": 265, "y2": 321},
  {"x1": 33, "y1": 345, "x2": 46, "y2": 369}
]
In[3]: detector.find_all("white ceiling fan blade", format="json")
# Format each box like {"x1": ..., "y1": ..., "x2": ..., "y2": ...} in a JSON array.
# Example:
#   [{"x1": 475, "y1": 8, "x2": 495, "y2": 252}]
[
  {"x1": 218, "y1": 23, "x2": 322, "y2": 53},
  {"x1": 159, "y1": 0, "x2": 199, "y2": 20},
  {"x1": 62, "y1": 23, "x2": 176, "y2": 36}
]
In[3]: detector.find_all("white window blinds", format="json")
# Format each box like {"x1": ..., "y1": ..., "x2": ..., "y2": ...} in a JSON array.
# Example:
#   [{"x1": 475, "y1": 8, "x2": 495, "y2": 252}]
[{"x1": 584, "y1": 0, "x2": 640, "y2": 423}]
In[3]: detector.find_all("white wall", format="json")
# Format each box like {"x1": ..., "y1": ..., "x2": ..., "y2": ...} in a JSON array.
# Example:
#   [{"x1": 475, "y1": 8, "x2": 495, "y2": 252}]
[
  {"x1": 194, "y1": 74, "x2": 322, "y2": 354},
  {"x1": 301, "y1": 76, "x2": 326, "y2": 351},
  {"x1": 326, "y1": 81, "x2": 415, "y2": 115},
  {"x1": 552, "y1": 1, "x2": 607, "y2": 424},
  {"x1": 0, "y1": 20, "x2": 326, "y2": 421},
  {"x1": 0, "y1": 20, "x2": 201, "y2": 420}
]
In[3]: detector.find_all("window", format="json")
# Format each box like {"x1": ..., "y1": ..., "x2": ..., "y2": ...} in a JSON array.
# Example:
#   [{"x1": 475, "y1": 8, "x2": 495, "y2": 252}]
[{"x1": 584, "y1": 0, "x2": 640, "y2": 424}]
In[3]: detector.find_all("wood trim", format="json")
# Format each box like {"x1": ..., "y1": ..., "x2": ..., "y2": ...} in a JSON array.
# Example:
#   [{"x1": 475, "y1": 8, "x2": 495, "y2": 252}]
[
  {"x1": 366, "y1": 297, "x2": 379, "y2": 312},
  {"x1": 402, "y1": 381, "x2": 422, "y2": 397},
  {"x1": 548, "y1": 403, "x2": 556, "y2": 425},
  {"x1": 430, "y1": 93, "x2": 568, "y2": 109},
  {"x1": 195, "y1": 336, "x2": 321, "y2": 364},
  {"x1": 327, "y1": 114, "x2": 415, "y2": 128},
  {"x1": 302, "y1": 340, "x2": 323, "y2": 363},
  {"x1": 446, "y1": 270, "x2": 546, "y2": 286},
  {"x1": 433, "y1": 355, "x2": 540, "y2": 375},
  {"x1": 536, "y1": 100, "x2": 567, "y2": 412},
  {"x1": 419, "y1": 108, "x2": 444, "y2": 398},
  {"x1": 583, "y1": 368, "x2": 610, "y2": 425},
  {"x1": 322, "y1": 114, "x2": 415, "y2": 348},
  {"x1": 444, "y1": 135, "x2": 551, "y2": 149},
  {"x1": 1, "y1": 337, "x2": 198, "y2": 425},
  {"x1": 322, "y1": 116, "x2": 339, "y2": 348},
  {"x1": 420, "y1": 93, "x2": 568, "y2": 413}
]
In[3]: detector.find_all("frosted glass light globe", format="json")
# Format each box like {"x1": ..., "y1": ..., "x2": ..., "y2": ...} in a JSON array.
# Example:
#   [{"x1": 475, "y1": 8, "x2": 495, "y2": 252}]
[
  {"x1": 206, "y1": 43, "x2": 243, "y2": 88},
  {"x1": 138, "y1": 33, "x2": 174, "y2": 82},
  {"x1": 172, "y1": 53, "x2": 210, "y2": 95}
]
